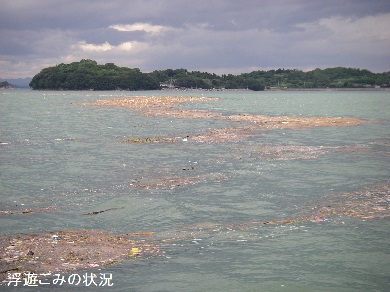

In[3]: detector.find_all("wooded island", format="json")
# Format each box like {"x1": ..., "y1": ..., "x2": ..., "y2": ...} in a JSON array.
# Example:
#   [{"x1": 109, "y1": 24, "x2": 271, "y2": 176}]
[
  {"x1": 0, "y1": 81, "x2": 12, "y2": 89},
  {"x1": 29, "y1": 59, "x2": 390, "y2": 91}
]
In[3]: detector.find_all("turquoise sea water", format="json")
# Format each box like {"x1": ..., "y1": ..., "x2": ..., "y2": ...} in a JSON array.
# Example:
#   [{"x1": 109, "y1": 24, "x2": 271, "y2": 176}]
[{"x1": 0, "y1": 89, "x2": 389, "y2": 291}]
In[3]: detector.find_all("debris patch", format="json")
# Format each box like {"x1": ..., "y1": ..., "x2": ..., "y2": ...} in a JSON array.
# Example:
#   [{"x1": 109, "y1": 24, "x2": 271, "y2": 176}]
[
  {"x1": 160, "y1": 183, "x2": 390, "y2": 242},
  {"x1": 257, "y1": 183, "x2": 390, "y2": 225},
  {"x1": 226, "y1": 114, "x2": 365, "y2": 129},
  {"x1": 316, "y1": 182, "x2": 390, "y2": 220},
  {"x1": 123, "y1": 136, "x2": 177, "y2": 143},
  {"x1": 84, "y1": 96, "x2": 218, "y2": 112},
  {"x1": 0, "y1": 206, "x2": 58, "y2": 216},
  {"x1": 188, "y1": 127, "x2": 258, "y2": 143},
  {"x1": 253, "y1": 145, "x2": 364, "y2": 160},
  {"x1": 130, "y1": 173, "x2": 227, "y2": 190},
  {"x1": 0, "y1": 230, "x2": 158, "y2": 281},
  {"x1": 1, "y1": 183, "x2": 388, "y2": 280},
  {"x1": 84, "y1": 96, "x2": 367, "y2": 144},
  {"x1": 143, "y1": 108, "x2": 223, "y2": 119}
]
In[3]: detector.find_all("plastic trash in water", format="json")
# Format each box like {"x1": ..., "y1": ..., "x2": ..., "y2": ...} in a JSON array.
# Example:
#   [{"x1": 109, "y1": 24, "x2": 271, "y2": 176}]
[{"x1": 130, "y1": 247, "x2": 140, "y2": 256}]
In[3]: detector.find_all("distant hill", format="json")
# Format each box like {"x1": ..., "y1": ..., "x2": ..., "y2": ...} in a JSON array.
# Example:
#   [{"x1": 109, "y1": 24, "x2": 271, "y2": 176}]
[
  {"x1": 29, "y1": 59, "x2": 390, "y2": 91},
  {"x1": 0, "y1": 78, "x2": 32, "y2": 88},
  {"x1": 29, "y1": 60, "x2": 159, "y2": 90}
]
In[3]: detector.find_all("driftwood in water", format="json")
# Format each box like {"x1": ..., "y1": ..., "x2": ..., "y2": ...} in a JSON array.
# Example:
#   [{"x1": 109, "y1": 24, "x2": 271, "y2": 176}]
[{"x1": 82, "y1": 207, "x2": 124, "y2": 216}]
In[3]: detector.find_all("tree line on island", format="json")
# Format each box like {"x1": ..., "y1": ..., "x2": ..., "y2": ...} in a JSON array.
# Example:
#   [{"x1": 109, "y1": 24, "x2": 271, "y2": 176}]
[
  {"x1": 28, "y1": 59, "x2": 390, "y2": 91},
  {"x1": 0, "y1": 81, "x2": 12, "y2": 89}
]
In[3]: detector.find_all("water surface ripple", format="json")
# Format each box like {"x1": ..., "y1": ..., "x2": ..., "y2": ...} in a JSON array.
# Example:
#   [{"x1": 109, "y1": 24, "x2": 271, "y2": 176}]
[{"x1": 0, "y1": 89, "x2": 389, "y2": 291}]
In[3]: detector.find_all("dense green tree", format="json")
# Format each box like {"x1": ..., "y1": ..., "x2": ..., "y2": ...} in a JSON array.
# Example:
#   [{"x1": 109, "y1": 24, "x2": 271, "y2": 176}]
[
  {"x1": 30, "y1": 60, "x2": 160, "y2": 90},
  {"x1": 30, "y1": 60, "x2": 389, "y2": 91},
  {"x1": 0, "y1": 81, "x2": 11, "y2": 88},
  {"x1": 245, "y1": 78, "x2": 265, "y2": 91}
]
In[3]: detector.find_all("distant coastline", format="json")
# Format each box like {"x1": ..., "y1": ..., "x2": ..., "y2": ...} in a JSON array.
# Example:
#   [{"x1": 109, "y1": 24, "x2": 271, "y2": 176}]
[
  {"x1": 265, "y1": 87, "x2": 390, "y2": 91},
  {"x1": 0, "y1": 78, "x2": 32, "y2": 88},
  {"x1": 15, "y1": 59, "x2": 390, "y2": 91},
  {"x1": 159, "y1": 87, "x2": 390, "y2": 92},
  {"x1": 0, "y1": 81, "x2": 12, "y2": 89},
  {"x1": 3, "y1": 86, "x2": 389, "y2": 92}
]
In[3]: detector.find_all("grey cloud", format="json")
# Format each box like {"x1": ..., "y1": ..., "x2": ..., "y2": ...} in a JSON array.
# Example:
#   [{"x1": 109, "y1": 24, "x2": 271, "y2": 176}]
[
  {"x1": 2, "y1": 0, "x2": 389, "y2": 31},
  {"x1": 1, "y1": 0, "x2": 389, "y2": 78}
]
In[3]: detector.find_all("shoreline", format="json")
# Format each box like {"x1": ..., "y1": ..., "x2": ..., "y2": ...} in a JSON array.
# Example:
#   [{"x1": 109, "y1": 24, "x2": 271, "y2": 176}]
[
  {"x1": 6, "y1": 87, "x2": 390, "y2": 92},
  {"x1": 135, "y1": 87, "x2": 390, "y2": 92},
  {"x1": 265, "y1": 87, "x2": 390, "y2": 91}
]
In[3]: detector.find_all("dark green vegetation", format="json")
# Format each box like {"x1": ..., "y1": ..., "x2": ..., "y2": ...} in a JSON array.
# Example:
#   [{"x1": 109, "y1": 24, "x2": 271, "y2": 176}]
[
  {"x1": 29, "y1": 60, "x2": 160, "y2": 90},
  {"x1": 29, "y1": 59, "x2": 390, "y2": 91},
  {"x1": 0, "y1": 81, "x2": 11, "y2": 88}
]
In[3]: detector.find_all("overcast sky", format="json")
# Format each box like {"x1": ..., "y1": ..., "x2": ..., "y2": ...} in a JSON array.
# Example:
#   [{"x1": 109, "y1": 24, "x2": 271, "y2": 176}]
[{"x1": 1, "y1": 0, "x2": 389, "y2": 78}]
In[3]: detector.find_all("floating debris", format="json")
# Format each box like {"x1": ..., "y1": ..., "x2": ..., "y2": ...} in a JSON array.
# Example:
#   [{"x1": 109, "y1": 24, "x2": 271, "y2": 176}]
[
  {"x1": 122, "y1": 127, "x2": 259, "y2": 144},
  {"x1": 260, "y1": 183, "x2": 390, "y2": 224},
  {"x1": 226, "y1": 113, "x2": 366, "y2": 129},
  {"x1": 160, "y1": 183, "x2": 390, "y2": 242},
  {"x1": 85, "y1": 96, "x2": 366, "y2": 130},
  {"x1": 83, "y1": 207, "x2": 124, "y2": 216},
  {"x1": 130, "y1": 173, "x2": 227, "y2": 190},
  {"x1": 0, "y1": 206, "x2": 58, "y2": 216},
  {"x1": 3, "y1": 96, "x2": 376, "y2": 279},
  {"x1": 83, "y1": 96, "x2": 219, "y2": 112},
  {"x1": 316, "y1": 182, "x2": 390, "y2": 220},
  {"x1": 130, "y1": 247, "x2": 140, "y2": 256},
  {"x1": 123, "y1": 136, "x2": 177, "y2": 144},
  {"x1": 83, "y1": 96, "x2": 367, "y2": 144},
  {"x1": 188, "y1": 127, "x2": 258, "y2": 143},
  {"x1": 143, "y1": 108, "x2": 223, "y2": 120},
  {"x1": 252, "y1": 145, "x2": 364, "y2": 160},
  {"x1": 1, "y1": 183, "x2": 388, "y2": 280},
  {"x1": 0, "y1": 230, "x2": 158, "y2": 281}
]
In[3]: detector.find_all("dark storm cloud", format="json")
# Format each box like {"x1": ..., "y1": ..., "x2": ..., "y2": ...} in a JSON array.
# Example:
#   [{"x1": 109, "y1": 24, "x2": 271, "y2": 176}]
[
  {"x1": 2, "y1": 0, "x2": 388, "y2": 31},
  {"x1": 1, "y1": 0, "x2": 389, "y2": 78}
]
